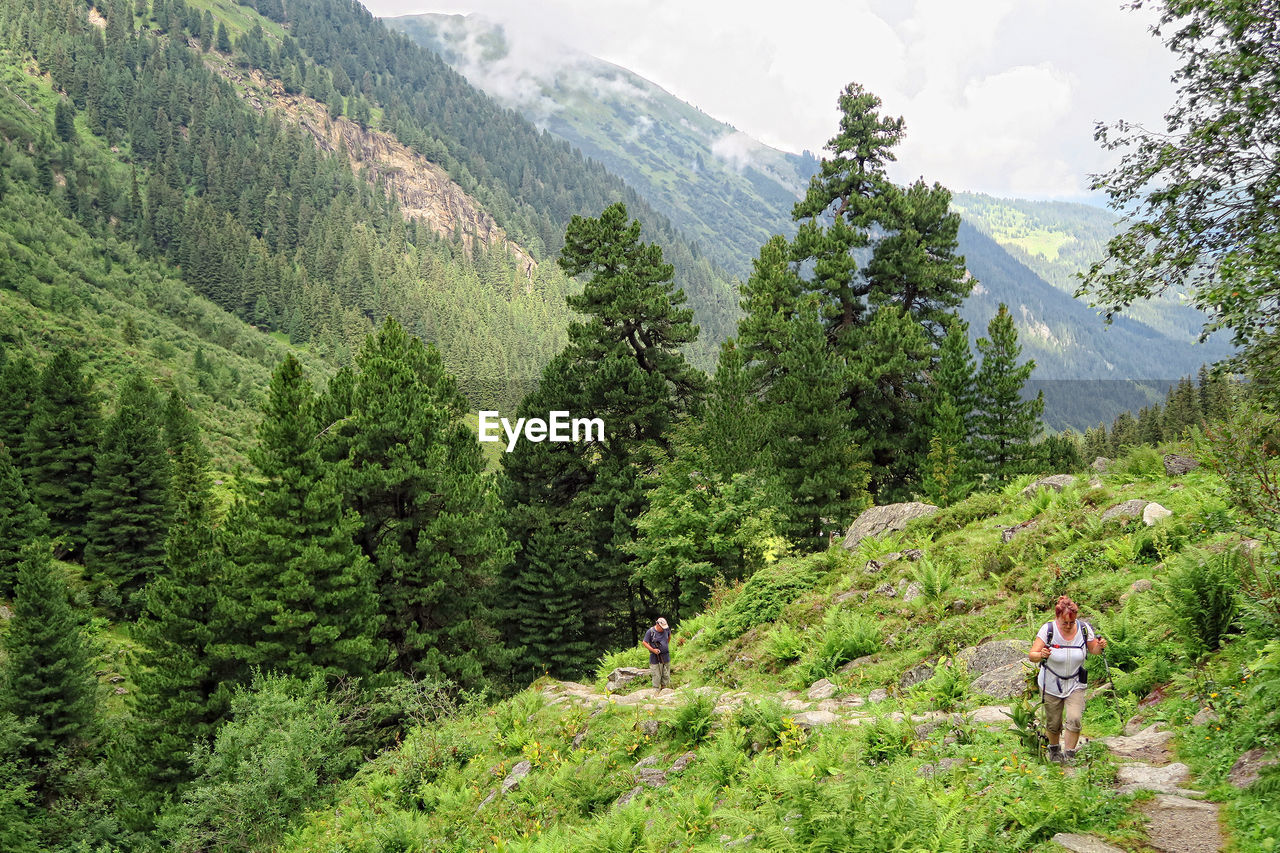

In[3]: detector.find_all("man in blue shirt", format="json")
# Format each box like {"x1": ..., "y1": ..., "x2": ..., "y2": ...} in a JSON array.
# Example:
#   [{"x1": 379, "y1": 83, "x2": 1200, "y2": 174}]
[{"x1": 642, "y1": 617, "x2": 672, "y2": 691}]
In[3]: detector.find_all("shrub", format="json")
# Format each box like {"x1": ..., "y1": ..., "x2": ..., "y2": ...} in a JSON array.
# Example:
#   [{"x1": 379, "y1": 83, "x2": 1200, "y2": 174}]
[
  {"x1": 798, "y1": 608, "x2": 880, "y2": 682},
  {"x1": 857, "y1": 716, "x2": 915, "y2": 765},
  {"x1": 911, "y1": 557, "x2": 954, "y2": 613},
  {"x1": 164, "y1": 673, "x2": 362, "y2": 853},
  {"x1": 921, "y1": 657, "x2": 972, "y2": 711},
  {"x1": 670, "y1": 693, "x2": 717, "y2": 747},
  {"x1": 594, "y1": 646, "x2": 649, "y2": 686},
  {"x1": 709, "y1": 552, "x2": 826, "y2": 644},
  {"x1": 764, "y1": 622, "x2": 808, "y2": 665},
  {"x1": 1111, "y1": 445, "x2": 1164, "y2": 478},
  {"x1": 734, "y1": 698, "x2": 788, "y2": 752},
  {"x1": 1160, "y1": 548, "x2": 1242, "y2": 657}
]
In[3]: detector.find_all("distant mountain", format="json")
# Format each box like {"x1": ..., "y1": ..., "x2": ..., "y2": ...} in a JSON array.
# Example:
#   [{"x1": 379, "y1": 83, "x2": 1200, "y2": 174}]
[
  {"x1": 391, "y1": 11, "x2": 1236, "y2": 429},
  {"x1": 390, "y1": 12, "x2": 819, "y2": 278}
]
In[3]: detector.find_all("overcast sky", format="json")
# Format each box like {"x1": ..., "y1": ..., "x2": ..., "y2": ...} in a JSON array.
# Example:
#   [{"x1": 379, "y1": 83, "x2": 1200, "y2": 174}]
[{"x1": 361, "y1": 0, "x2": 1178, "y2": 201}]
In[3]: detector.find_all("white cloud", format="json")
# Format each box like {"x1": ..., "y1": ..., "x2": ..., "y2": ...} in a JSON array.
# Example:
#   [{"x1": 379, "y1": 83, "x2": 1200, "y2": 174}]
[{"x1": 368, "y1": 0, "x2": 1179, "y2": 200}]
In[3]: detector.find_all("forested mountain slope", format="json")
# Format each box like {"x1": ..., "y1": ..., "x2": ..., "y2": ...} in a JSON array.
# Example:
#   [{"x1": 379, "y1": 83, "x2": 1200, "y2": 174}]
[{"x1": 391, "y1": 12, "x2": 819, "y2": 279}]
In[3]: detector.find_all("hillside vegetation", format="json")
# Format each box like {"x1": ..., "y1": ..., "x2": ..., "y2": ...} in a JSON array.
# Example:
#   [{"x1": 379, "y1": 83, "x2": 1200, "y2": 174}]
[{"x1": 266, "y1": 448, "x2": 1278, "y2": 852}]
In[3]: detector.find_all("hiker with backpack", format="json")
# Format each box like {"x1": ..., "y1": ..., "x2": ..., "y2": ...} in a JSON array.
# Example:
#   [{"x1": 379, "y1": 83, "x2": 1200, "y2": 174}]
[{"x1": 1029, "y1": 595, "x2": 1108, "y2": 763}]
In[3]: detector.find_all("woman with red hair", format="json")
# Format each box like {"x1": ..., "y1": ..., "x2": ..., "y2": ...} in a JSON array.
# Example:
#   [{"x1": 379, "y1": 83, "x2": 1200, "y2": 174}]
[{"x1": 1028, "y1": 595, "x2": 1108, "y2": 763}]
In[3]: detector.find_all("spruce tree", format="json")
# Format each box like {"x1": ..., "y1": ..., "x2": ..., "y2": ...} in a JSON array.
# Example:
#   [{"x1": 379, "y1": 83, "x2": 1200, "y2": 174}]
[
  {"x1": 971, "y1": 305, "x2": 1044, "y2": 482},
  {"x1": 23, "y1": 350, "x2": 100, "y2": 559},
  {"x1": 0, "y1": 541, "x2": 97, "y2": 777},
  {"x1": 0, "y1": 352, "x2": 39, "y2": 474},
  {"x1": 700, "y1": 339, "x2": 771, "y2": 479},
  {"x1": 84, "y1": 373, "x2": 171, "y2": 617},
  {"x1": 502, "y1": 204, "x2": 706, "y2": 677},
  {"x1": 131, "y1": 392, "x2": 230, "y2": 795},
  {"x1": 767, "y1": 304, "x2": 868, "y2": 545},
  {"x1": 319, "y1": 321, "x2": 508, "y2": 686},
  {"x1": 226, "y1": 356, "x2": 382, "y2": 681},
  {"x1": 921, "y1": 396, "x2": 967, "y2": 506},
  {"x1": 0, "y1": 446, "x2": 47, "y2": 599}
]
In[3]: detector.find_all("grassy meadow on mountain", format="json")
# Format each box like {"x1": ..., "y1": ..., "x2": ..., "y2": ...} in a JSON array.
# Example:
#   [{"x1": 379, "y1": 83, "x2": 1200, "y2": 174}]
[{"x1": 0, "y1": 0, "x2": 1278, "y2": 850}]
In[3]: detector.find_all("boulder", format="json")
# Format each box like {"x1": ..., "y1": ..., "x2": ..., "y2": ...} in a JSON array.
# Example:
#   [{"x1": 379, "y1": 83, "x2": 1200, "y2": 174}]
[
  {"x1": 1191, "y1": 707, "x2": 1218, "y2": 727},
  {"x1": 1115, "y1": 761, "x2": 1193, "y2": 795},
  {"x1": 899, "y1": 662, "x2": 935, "y2": 690},
  {"x1": 971, "y1": 662, "x2": 1029, "y2": 699},
  {"x1": 1022, "y1": 475, "x2": 1077, "y2": 498},
  {"x1": 1090, "y1": 457, "x2": 1111, "y2": 473},
  {"x1": 1163, "y1": 454, "x2": 1200, "y2": 476},
  {"x1": 639, "y1": 719, "x2": 661, "y2": 737},
  {"x1": 1002, "y1": 519, "x2": 1038, "y2": 543},
  {"x1": 670, "y1": 752, "x2": 696, "y2": 774},
  {"x1": 1142, "y1": 502, "x2": 1172, "y2": 526},
  {"x1": 867, "y1": 688, "x2": 889, "y2": 704},
  {"x1": 807, "y1": 679, "x2": 837, "y2": 701},
  {"x1": 606, "y1": 667, "x2": 649, "y2": 693},
  {"x1": 899, "y1": 580, "x2": 924, "y2": 603},
  {"x1": 614, "y1": 786, "x2": 644, "y2": 808},
  {"x1": 957, "y1": 640, "x2": 1027, "y2": 675},
  {"x1": 1103, "y1": 724, "x2": 1174, "y2": 762},
  {"x1": 838, "y1": 654, "x2": 877, "y2": 675},
  {"x1": 1228, "y1": 747, "x2": 1280, "y2": 789},
  {"x1": 902, "y1": 549, "x2": 925, "y2": 561},
  {"x1": 1101, "y1": 499, "x2": 1149, "y2": 523},
  {"x1": 790, "y1": 710, "x2": 840, "y2": 729},
  {"x1": 842, "y1": 502, "x2": 939, "y2": 549},
  {"x1": 501, "y1": 760, "x2": 532, "y2": 793},
  {"x1": 874, "y1": 582, "x2": 896, "y2": 598},
  {"x1": 636, "y1": 768, "x2": 667, "y2": 788}
]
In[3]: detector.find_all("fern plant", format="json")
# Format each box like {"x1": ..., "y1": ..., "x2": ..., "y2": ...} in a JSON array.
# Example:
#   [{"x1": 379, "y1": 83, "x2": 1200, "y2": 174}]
[{"x1": 911, "y1": 557, "x2": 954, "y2": 615}]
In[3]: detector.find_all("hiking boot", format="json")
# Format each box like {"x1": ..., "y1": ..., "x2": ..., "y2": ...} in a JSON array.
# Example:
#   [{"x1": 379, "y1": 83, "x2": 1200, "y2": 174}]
[
  {"x1": 1047, "y1": 745, "x2": 1063, "y2": 763},
  {"x1": 1063, "y1": 749, "x2": 1077, "y2": 764}
]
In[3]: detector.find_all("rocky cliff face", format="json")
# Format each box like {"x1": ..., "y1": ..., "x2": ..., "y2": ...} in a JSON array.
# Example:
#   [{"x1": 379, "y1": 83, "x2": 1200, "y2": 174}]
[{"x1": 208, "y1": 54, "x2": 536, "y2": 279}]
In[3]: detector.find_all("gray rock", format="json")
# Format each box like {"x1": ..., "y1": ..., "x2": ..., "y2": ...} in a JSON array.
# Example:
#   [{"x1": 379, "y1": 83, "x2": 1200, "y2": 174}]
[
  {"x1": 807, "y1": 679, "x2": 837, "y2": 701},
  {"x1": 1023, "y1": 474, "x2": 1077, "y2": 498},
  {"x1": 1130, "y1": 578, "x2": 1154, "y2": 594},
  {"x1": 571, "y1": 729, "x2": 588, "y2": 749},
  {"x1": 613, "y1": 688, "x2": 660, "y2": 705},
  {"x1": 958, "y1": 640, "x2": 1028, "y2": 675},
  {"x1": 606, "y1": 667, "x2": 649, "y2": 693},
  {"x1": 842, "y1": 502, "x2": 939, "y2": 549},
  {"x1": 838, "y1": 654, "x2": 877, "y2": 675},
  {"x1": 614, "y1": 786, "x2": 644, "y2": 808},
  {"x1": 899, "y1": 662, "x2": 934, "y2": 689},
  {"x1": 670, "y1": 752, "x2": 696, "y2": 774},
  {"x1": 875, "y1": 582, "x2": 896, "y2": 598},
  {"x1": 902, "y1": 548, "x2": 925, "y2": 561},
  {"x1": 1190, "y1": 707, "x2": 1217, "y2": 727},
  {"x1": 867, "y1": 688, "x2": 889, "y2": 704},
  {"x1": 900, "y1": 581, "x2": 924, "y2": 603},
  {"x1": 1103, "y1": 724, "x2": 1173, "y2": 762},
  {"x1": 1143, "y1": 502, "x2": 1172, "y2": 526},
  {"x1": 971, "y1": 662, "x2": 1029, "y2": 699},
  {"x1": 633, "y1": 754, "x2": 662, "y2": 770},
  {"x1": 1115, "y1": 761, "x2": 1192, "y2": 795},
  {"x1": 501, "y1": 760, "x2": 532, "y2": 793},
  {"x1": 479, "y1": 789, "x2": 498, "y2": 809},
  {"x1": 1051, "y1": 833, "x2": 1126, "y2": 853},
  {"x1": 1001, "y1": 519, "x2": 1037, "y2": 543},
  {"x1": 878, "y1": 551, "x2": 904, "y2": 564},
  {"x1": 0, "y1": 604, "x2": 12, "y2": 620},
  {"x1": 1102, "y1": 499, "x2": 1149, "y2": 523},
  {"x1": 108, "y1": 675, "x2": 125, "y2": 684},
  {"x1": 639, "y1": 719, "x2": 661, "y2": 737},
  {"x1": 114, "y1": 686, "x2": 128, "y2": 695},
  {"x1": 839, "y1": 695, "x2": 866, "y2": 708},
  {"x1": 1228, "y1": 747, "x2": 1280, "y2": 789},
  {"x1": 636, "y1": 768, "x2": 667, "y2": 788},
  {"x1": 1164, "y1": 454, "x2": 1200, "y2": 476},
  {"x1": 949, "y1": 599, "x2": 968, "y2": 614},
  {"x1": 1123, "y1": 715, "x2": 1147, "y2": 736},
  {"x1": 1090, "y1": 457, "x2": 1111, "y2": 473},
  {"x1": 791, "y1": 710, "x2": 840, "y2": 729},
  {"x1": 863, "y1": 559, "x2": 886, "y2": 574},
  {"x1": 971, "y1": 704, "x2": 1014, "y2": 725}
]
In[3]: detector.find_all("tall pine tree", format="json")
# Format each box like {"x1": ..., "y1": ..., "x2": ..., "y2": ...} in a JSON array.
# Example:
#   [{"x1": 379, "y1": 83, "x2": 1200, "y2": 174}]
[
  {"x1": 0, "y1": 445, "x2": 47, "y2": 598},
  {"x1": 0, "y1": 541, "x2": 97, "y2": 781},
  {"x1": 972, "y1": 305, "x2": 1044, "y2": 481},
  {"x1": 225, "y1": 356, "x2": 383, "y2": 682},
  {"x1": 84, "y1": 373, "x2": 171, "y2": 617},
  {"x1": 22, "y1": 350, "x2": 100, "y2": 559}
]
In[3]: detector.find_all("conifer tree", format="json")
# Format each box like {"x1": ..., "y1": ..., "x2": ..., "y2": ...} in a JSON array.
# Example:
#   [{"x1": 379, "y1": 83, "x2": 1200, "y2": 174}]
[
  {"x1": 502, "y1": 204, "x2": 705, "y2": 677},
  {"x1": 700, "y1": 339, "x2": 771, "y2": 479},
  {"x1": 1111, "y1": 411, "x2": 1138, "y2": 453},
  {"x1": 767, "y1": 304, "x2": 868, "y2": 544},
  {"x1": 0, "y1": 541, "x2": 97, "y2": 777},
  {"x1": 226, "y1": 356, "x2": 382, "y2": 681},
  {"x1": 0, "y1": 446, "x2": 47, "y2": 599},
  {"x1": 737, "y1": 235, "x2": 804, "y2": 391},
  {"x1": 84, "y1": 373, "x2": 171, "y2": 616},
  {"x1": 131, "y1": 392, "x2": 230, "y2": 794},
  {"x1": 320, "y1": 320, "x2": 509, "y2": 686},
  {"x1": 921, "y1": 396, "x2": 967, "y2": 506},
  {"x1": 23, "y1": 350, "x2": 101, "y2": 559},
  {"x1": 0, "y1": 352, "x2": 39, "y2": 476},
  {"x1": 971, "y1": 304, "x2": 1044, "y2": 481}
]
